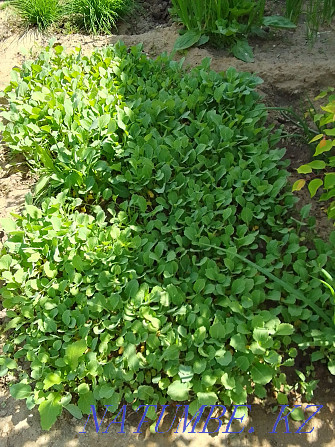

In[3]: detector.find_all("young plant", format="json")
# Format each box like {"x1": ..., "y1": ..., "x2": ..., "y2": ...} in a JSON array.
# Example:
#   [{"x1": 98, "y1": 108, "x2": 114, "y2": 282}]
[{"x1": 293, "y1": 88, "x2": 335, "y2": 220}]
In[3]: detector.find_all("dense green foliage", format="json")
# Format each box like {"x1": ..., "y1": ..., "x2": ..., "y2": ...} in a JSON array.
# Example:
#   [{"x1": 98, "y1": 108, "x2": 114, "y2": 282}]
[
  {"x1": 170, "y1": 0, "x2": 295, "y2": 61},
  {"x1": 0, "y1": 43, "x2": 335, "y2": 430}
]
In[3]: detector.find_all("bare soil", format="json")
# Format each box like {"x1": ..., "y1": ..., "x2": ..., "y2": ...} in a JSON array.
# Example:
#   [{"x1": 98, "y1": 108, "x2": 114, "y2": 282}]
[{"x1": 0, "y1": 1, "x2": 334, "y2": 446}]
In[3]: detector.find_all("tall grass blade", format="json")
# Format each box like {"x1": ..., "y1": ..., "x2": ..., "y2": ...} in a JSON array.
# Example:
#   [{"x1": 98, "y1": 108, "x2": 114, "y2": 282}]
[{"x1": 201, "y1": 242, "x2": 335, "y2": 328}]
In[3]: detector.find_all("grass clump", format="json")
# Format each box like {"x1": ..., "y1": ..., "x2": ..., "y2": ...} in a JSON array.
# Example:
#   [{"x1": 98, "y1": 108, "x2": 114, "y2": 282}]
[
  {"x1": 285, "y1": 0, "x2": 335, "y2": 40},
  {"x1": 0, "y1": 42, "x2": 335, "y2": 429},
  {"x1": 11, "y1": 0, "x2": 64, "y2": 31},
  {"x1": 68, "y1": 0, "x2": 134, "y2": 34}
]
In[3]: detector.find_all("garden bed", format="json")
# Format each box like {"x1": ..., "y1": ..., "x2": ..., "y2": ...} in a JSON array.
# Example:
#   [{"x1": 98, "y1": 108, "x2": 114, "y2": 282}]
[{"x1": 0, "y1": 1, "x2": 335, "y2": 446}]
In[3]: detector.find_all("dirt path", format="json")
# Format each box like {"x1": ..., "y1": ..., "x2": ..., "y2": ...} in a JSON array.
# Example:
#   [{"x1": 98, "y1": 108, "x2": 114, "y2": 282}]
[{"x1": 0, "y1": 6, "x2": 335, "y2": 447}]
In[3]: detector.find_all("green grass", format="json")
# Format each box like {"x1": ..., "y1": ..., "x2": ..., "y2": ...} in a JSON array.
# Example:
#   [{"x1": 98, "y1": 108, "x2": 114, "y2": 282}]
[
  {"x1": 67, "y1": 0, "x2": 134, "y2": 34},
  {"x1": 285, "y1": 0, "x2": 304, "y2": 23},
  {"x1": 11, "y1": 0, "x2": 64, "y2": 31},
  {"x1": 285, "y1": 0, "x2": 335, "y2": 40}
]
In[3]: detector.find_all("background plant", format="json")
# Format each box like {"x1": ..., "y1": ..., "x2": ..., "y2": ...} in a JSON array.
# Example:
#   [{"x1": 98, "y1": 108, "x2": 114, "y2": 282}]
[
  {"x1": 285, "y1": 0, "x2": 304, "y2": 23},
  {"x1": 170, "y1": 0, "x2": 295, "y2": 61},
  {"x1": 11, "y1": 0, "x2": 64, "y2": 31},
  {"x1": 67, "y1": 0, "x2": 134, "y2": 34},
  {"x1": 285, "y1": 0, "x2": 335, "y2": 41},
  {"x1": 293, "y1": 87, "x2": 335, "y2": 220},
  {"x1": 1, "y1": 43, "x2": 335, "y2": 430}
]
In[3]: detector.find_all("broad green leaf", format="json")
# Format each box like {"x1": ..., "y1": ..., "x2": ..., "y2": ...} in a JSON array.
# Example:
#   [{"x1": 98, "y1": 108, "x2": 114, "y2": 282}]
[
  {"x1": 35, "y1": 175, "x2": 50, "y2": 196},
  {"x1": 25, "y1": 205, "x2": 42, "y2": 219},
  {"x1": 43, "y1": 261, "x2": 57, "y2": 279},
  {"x1": 209, "y1": 323, "x2": 225, "y2": 339},
  {"x1": 241, "y1": 207, "x2": 253, "y2": 224},
  {"x1": 308, "y1": 178, "x2": 323, "y2": 198},
  {"x1": 290, "y1": 407, "x2": 305, "y2": 421},
  {"x1": 292, "y1": 179, "x2": 306, "y2": 191},
  {"x1": 275, "y1": 323, "x2": 294, "y2": 336},
  {"x1": 193, "y1": 278, "x2": 206, "y2": 293},
  {"x1": 277, "y1": 393, "x2": 288, "y2": 405},
  {"x1": 236, "y1": 356, "x2": 250, "y2": 371},
  {"x1": 263, "y1": 16, "x2": 296, "y2": 28},
  {"x1": 78, "y1": 383, "x2": 90, "y2": 395},
  {"x1": 178, "y1": 365, "x2": 193, "y2": 382},
  {"x1": 64, "y1": 339, "x2": 87, "y2": 369},
  {"x1": 0, "y1": 218, "x2": 17, "y2": 232},
  {"x1": 39, "y1": 394, "x2": 62, "y2": 430},
  {"x1": 216, "y1": 350, "x2": 232, "y2": 366},
  {"x1": 162, "y1": 345, "x2": 180, "y2": 360},
  {"x1": 167, "y1": 381, "x2": 190, "y2": 401},
  {"x1": 308, "y1": 160, "x2": 326, "y2": 170},
  {"x1": 230, "y1": 334, "x2": 247, "y2": 352},
  {"x1": 314, "y1": 139, "x2": 333, "y2": 156},
  {"x1": 78, "y1": 391, "x2": 96, "y2": 415},
  {"x1": 297, "y1": 164, "x2": 312, "y2": 174},
  {"x1": 328, "y1": 359, "x2": 335, "y2": 375},
  {"x1": 309, "y1": 134, "x2": 323, "y2": 143},
  {"x1": 193, "y1": 358, "x2": 207, "y2": 374},
  {"x1": 221, "y1": 372, "x2": 235, "y2": 389},
  {"x1": 250, "y1": 362, "x2": 273, "y2": 385},
  {"x1": 137, "y1": 385, "x2": 154, "y2": 400},
  {"x1": 125, "y1": 279, "x2": 139, "y2": 299},
  {"x1": 124, "y1": 344, "x2": 140, "y2": 370},
  {"x1": 64, "y1": 404, "x2": 82, "y2": 419},
  {"x1": 10, "y1": 383, "x2": 32, "y2": 399},
  {"x1": 43, "y1": 373, "x2": 62, "y2": 390},
  {"x1": 174, "y1": 30, "x2": 202, "y2": 51},
  {"x1": 324, "y1": 173, "x2": 335, "y2": 190},
  {"x1": 197, "y1": 392, "x2": 217, "y2": 406},
  {"x1": 0, "y1": 255, "x2": 12, "y2": 270},
  {"x1": 231, "y1": 39, "x2": 254, "y2": 63}
]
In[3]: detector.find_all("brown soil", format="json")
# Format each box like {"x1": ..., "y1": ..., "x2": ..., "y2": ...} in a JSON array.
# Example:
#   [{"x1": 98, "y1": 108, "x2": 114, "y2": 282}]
[{"x1": 0, "y1": 1, "x2": 334, "y2": 446}]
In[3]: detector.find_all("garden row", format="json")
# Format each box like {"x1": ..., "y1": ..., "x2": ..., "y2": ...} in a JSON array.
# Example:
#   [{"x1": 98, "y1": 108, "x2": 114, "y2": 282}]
[{"x1": 0, "y1": 41, "x2": 334, "y2": 430}]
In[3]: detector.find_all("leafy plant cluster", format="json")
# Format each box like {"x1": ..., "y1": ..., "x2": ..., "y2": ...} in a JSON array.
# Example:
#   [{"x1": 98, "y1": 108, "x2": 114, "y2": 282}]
[
  {"x1": 10, "y1": 0, "x2": 134, "y2": 32},
  {"x1": 170, "y1": 0, "x2": 296, "y2": 61},
  {"x1": 0, "y1": 43, "x2": 335, "y2": 430},
  {"x1": 293, "y1": 88, "x2": 335, "y2": 220}
]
